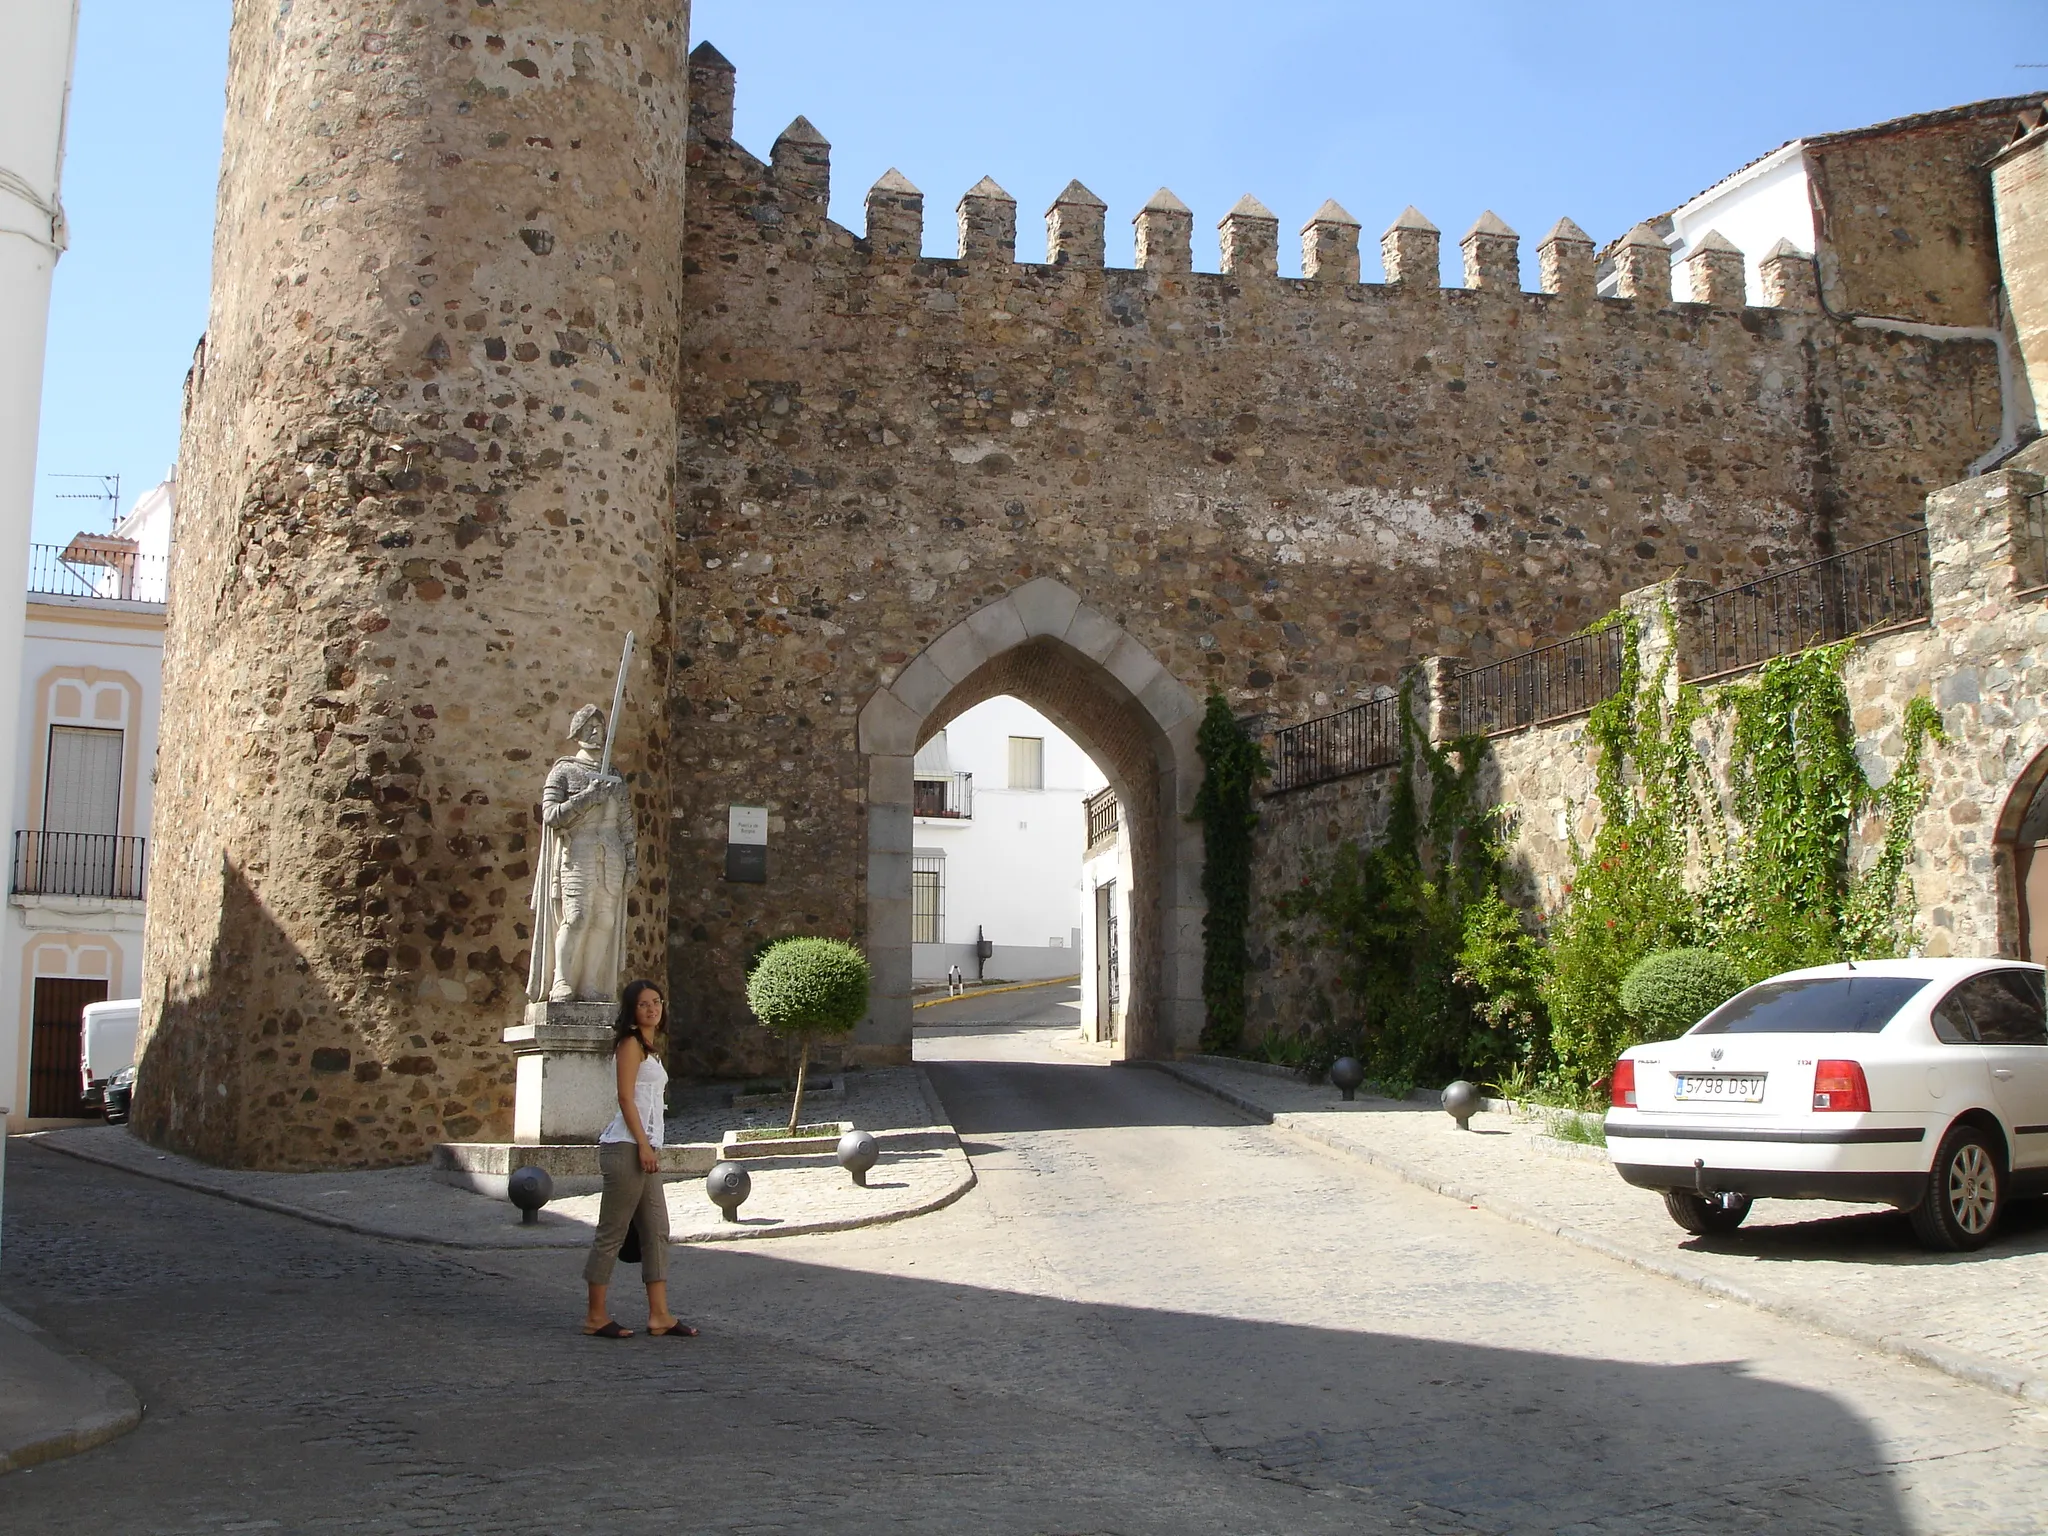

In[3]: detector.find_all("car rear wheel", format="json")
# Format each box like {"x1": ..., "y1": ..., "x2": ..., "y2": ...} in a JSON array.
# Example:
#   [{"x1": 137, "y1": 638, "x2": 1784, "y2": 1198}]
[
  {"x1": 1909, "y1": 1124, "x2": 2002, "y2": 1251},
  {"x1": 1663, "y1": 1189, "x2": 1753, "y2": 1236}
]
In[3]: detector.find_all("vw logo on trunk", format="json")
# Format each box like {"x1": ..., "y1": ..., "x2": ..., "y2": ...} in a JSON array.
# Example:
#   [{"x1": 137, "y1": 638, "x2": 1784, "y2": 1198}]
[{"x1": 1710, "y1": 1047, "x2": 1724, "y2": 1061}]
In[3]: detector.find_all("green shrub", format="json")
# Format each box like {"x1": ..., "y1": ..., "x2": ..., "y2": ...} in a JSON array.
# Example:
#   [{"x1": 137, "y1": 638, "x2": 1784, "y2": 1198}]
[
  {"x1": 746, "y1": 937, "x2": 870, "y2": 1132},
  {"x1": 1619, "y1": 948, "x2": 1746, "y2": 1039}
]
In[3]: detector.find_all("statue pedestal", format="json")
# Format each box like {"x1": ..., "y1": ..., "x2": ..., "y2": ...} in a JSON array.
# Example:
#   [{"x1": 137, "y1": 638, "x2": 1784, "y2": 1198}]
[{"x1": 504, "y1": 1001, "x2": 618, "y2": 1144}]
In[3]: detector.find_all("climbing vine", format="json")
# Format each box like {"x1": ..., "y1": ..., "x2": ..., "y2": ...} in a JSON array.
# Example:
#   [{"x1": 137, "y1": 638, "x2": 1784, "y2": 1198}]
[
  {"x1": 1192, "y1": 693, "x2": 1270, "y2": 1054},
  {"x1": 1276, "y1": 682, "x2": 1546, "y2": 1090},
  {"x1": 1545, "y1": 624, "x2": 1947, "y2": 1094}
]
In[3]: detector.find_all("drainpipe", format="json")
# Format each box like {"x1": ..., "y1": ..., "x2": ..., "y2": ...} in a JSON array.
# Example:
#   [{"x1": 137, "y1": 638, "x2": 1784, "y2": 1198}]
[{"x1": 1845, "y1": 314, "x2": 2024, "y2": 476}]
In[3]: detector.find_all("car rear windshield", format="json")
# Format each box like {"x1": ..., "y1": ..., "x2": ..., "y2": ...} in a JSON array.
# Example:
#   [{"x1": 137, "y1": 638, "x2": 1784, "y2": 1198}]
[{"x1": 1691, "y1": 976, "x2": 1930, "y2": 1035}]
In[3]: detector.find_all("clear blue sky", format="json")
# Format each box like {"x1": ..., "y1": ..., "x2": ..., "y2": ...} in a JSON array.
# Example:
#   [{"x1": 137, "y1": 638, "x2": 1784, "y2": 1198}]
[{"x1": 29, "y1": 0, "x2": 2046, "y2": 545}]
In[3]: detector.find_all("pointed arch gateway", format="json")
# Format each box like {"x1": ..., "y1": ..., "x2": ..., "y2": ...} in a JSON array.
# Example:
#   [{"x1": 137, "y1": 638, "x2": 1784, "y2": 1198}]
[{"x1": 855, "y1": 578, "x2": 1206, "y2": 1063}]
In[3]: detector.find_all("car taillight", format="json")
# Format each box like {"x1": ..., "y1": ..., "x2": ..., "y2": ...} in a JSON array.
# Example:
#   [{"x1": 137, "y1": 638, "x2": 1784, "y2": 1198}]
[
  {"x1": 1610, "y1": 1058, "x2": 1636, "y2": 1108},
  {"x1": 1813, "y1": 1059, "x2": 1871, "y2": 1112}
]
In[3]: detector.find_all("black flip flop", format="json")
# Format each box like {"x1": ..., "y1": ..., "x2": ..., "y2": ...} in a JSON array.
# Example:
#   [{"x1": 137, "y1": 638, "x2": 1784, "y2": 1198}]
[
  {"x1": 584, "y1": 1320, "x2": 632, "y2": 1339},
  {"x1": 648, "y1": 1320, "x2": 699, "y2": 1338}
]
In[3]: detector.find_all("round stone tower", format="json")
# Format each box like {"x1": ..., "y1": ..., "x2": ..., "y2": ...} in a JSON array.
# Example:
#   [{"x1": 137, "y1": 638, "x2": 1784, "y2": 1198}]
[{"x1": 135, "y1": 1, "x2": 689, "y2": 1168}]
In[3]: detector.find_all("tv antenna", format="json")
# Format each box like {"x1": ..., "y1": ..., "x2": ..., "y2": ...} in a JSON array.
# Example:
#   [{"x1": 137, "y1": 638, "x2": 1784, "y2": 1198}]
[{"x1": 48, "y1": 473, "x2": 122, "y2": 529}]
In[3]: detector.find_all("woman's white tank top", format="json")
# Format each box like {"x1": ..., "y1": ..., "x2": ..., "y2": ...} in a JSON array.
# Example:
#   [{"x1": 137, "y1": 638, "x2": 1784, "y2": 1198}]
[{"x1": 598, "y1": 1049, "x2": 667, "y2": 1147}]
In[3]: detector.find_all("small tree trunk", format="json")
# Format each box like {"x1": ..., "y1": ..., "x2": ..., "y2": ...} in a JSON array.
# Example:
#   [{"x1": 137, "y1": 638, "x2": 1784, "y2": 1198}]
[{"x1": 787, "y1": 1035, "x2": 811, "y2": 1137}]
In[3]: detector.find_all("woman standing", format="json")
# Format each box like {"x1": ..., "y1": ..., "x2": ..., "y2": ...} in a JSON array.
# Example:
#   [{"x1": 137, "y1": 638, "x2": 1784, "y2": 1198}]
[{"x1": 582, "y1": 979, "x2": 696, "y2": 1338}]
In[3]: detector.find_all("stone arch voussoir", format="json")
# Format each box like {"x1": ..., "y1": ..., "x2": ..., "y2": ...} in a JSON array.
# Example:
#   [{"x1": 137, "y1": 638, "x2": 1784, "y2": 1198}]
[{"x1": 855, "y1": 579, "x2": 1205, "y2": 1065}]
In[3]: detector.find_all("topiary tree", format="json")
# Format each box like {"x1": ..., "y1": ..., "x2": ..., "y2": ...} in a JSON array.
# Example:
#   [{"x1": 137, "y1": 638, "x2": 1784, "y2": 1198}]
[
  {"x1": 1619, "y1": 948, "x2": 1748, "y2": 1041},
  {"x1": 745, "y1": 937, "x2": 872, "y2": 1134}
]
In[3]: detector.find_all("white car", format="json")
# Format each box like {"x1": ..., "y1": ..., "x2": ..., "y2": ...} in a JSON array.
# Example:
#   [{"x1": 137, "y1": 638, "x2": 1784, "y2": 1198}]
[{"x1": 1605, "y1": 958, "x2": 2048, "y2": 1250}]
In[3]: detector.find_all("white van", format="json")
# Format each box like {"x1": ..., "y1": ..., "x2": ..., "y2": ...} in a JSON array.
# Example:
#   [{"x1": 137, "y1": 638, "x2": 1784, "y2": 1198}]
[{"x1": 80, "y1": 999, "x2": 140, "y2": 1117}]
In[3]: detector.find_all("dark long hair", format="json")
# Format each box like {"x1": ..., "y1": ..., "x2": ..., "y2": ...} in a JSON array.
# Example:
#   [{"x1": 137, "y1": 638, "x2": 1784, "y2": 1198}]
[{"x1": 614, "y1": 979, "x2": 664, "y2": 1059}]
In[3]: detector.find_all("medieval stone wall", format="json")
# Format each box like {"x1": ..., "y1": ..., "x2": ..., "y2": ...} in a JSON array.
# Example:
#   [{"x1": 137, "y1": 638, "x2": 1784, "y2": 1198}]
[
  {"x1": 1240, "y1": 458, "x2": 2048, "y2": 1050},
  {"x1": 136, "y1": 0, "x2": 691, "y2": 1169},
  {"x1": 665, "y1": 50, "x2": 2003, "y2": 1074}
]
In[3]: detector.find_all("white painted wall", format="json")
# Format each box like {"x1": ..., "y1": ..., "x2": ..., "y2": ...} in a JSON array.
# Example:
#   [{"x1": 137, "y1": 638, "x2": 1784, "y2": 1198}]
[
  {"x1": 0, "y1": 1, "x2": 82, "y2": 1241},
  {"x1": 2, "y1": 483, "x2": 167, "y2": 1136},
  {"x1": 911, "y1": 695, "x2": 1104, "y2": 981},
  {"x1": 1669, "y1": 145, "x2": 1816, "y2": 305},
  {"x1": 1078, "y1": 817, "x2": 1132, "y2": 1042}
]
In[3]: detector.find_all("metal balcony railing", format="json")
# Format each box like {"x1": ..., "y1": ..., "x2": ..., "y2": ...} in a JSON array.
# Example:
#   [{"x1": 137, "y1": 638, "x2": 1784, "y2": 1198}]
[
  {"x1": 27, "y1": 543, "x2": 168, "y2": 603},
  {"x1": 1084, "y1": 785, "x2": 1120, "y2": 850},
  {"x1": 11, "y1": 831, "x2": 149, "y2": 900},
  {"x1": 912, "y1": 771, "x2": 973, "y2": 820},
  {"x1": 1270, "y1": 695, "x2": 1403, "y2": 792},
  {"x1": 1685, "y1": 528, "x2": 1930, "y2": 681},
  {"x1": 1455, "y1": 623, "x2": 1629, "y2": 738}
]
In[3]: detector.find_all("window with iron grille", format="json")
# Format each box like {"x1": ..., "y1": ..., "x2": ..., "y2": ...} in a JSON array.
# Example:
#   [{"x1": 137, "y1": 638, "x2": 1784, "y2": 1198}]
[{"x1": 912, "y1": 852, "x2": 944, "y2": 945}]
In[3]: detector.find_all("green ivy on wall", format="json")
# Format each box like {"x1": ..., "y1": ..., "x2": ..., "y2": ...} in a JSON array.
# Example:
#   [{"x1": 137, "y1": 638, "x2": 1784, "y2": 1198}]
[
  {"x1": 1545, "y1": 623, "x2": 1948, "y2": 1094},
  {"x1": 1274, "y1": 681, "x2": 1546, "y2": 1091},
  {"x1": 1192, "y1": 694, "x2": 1270, "y2": 1054}
]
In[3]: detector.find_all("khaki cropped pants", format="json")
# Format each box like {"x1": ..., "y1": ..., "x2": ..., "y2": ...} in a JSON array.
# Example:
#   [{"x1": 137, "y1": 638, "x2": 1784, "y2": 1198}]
[{"x1": 583, "y1": 1141, "x2": 671, "y2": 1285}]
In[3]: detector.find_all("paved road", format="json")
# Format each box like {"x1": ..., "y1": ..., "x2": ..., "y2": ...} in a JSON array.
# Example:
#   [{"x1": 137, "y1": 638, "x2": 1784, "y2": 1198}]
[
  {"x1": 3, "y1": 997, "x2": 2046, "y2": 1532},
  {"x1": 912, "y1": 978, "x2": 1084, "y2": 1028}
]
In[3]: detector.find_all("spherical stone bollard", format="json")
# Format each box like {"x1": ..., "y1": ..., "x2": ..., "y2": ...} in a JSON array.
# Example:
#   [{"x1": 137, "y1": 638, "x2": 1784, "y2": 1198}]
[
  {"x1": 1441, "y1": 1079, "x2": 1480, "y2": 1131},
  {"x1": 1330, "y1": 1057, "x2": 1366, "y2": 1102},
  {"x1": 507, "y1": 1165, "x2": 554, "y2": 1225},
  {"x1": 836, "y1": 1129, "x2": 880, "y2": 1187},
  {"x1": 706, "y1": 1160, "x2": 752, "y2": 1223}
]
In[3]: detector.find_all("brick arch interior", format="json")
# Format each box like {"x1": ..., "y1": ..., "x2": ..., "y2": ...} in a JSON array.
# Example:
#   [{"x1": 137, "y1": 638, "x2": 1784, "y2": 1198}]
[{"x1": 857, "y1": 579, "x2": 1204, "y2": 1064}]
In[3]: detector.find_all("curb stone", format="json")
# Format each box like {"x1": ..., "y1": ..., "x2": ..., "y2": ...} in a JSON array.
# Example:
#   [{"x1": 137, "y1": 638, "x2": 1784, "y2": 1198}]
[
  {"x1": 0, "y1": 1301, "x2": 143, "y2": 1475},
  {"x1": 1145, "y1": 1060, "x2": 2048, "y2": 1408},
  {"x1": 31, "y1": 1067, "x2": 977, "y2": 1252}
]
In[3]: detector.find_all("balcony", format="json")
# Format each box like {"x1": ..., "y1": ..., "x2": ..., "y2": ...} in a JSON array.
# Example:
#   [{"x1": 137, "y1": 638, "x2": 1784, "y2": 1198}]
[
  {"x1": 1085, "y1": 785, "x2": 1119, "y2": 852},
  {"x1": 28, "y1": 540, "x2": 168, "y2": 604},
  {"x1": 913, "y1": 771, "x2": 973, "y2": 820},
  {"x1": 11, "y1": 831, "x2": 149, "y2": 901}
]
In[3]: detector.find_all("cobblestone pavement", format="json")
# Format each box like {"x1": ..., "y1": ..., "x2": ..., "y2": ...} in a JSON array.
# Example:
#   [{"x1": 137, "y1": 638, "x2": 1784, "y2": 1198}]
[
  {"x1": 6, "y1": 1013, "x2": 2048, "y2": 1532},
  {"x1": 30, "y1": 1067, "x2": 969, "y2": 1249},
  {"x1": 1156, "y1": 1055, "x2": 2048, "y2": 1400}
]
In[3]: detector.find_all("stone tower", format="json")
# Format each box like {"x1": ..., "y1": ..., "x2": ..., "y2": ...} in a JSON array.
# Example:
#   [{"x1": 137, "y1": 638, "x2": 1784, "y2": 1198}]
[{"x1": 135, "y1": 1, "x2": 690, "y2": 1168}]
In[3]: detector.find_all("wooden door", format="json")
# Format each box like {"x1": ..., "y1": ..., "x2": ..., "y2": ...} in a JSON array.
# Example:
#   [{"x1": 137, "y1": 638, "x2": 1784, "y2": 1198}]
[{"x1": 29, "y1": 976, "x2": 108, "y2": 1118}]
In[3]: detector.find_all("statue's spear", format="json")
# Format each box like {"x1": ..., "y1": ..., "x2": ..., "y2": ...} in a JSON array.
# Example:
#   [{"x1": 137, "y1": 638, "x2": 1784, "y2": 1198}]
[{"x1": 598, "y1": 630, "x2": 636, "y2": 778}]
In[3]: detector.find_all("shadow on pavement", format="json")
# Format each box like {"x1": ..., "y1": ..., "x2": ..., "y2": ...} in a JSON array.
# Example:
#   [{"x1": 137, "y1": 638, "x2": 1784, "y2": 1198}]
[
  {"x1": 0, "y1": 1138, "x2": 1915, "y2": 1535},
  {"x1": 1687, "y1": 1191, "x2": 2048, "y2": 1267}
]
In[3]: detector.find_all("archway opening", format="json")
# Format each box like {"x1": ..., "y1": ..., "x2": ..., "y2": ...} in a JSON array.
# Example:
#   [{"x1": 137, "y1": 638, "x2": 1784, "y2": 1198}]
[
  {"x1": 856, "y1": 582, "x2": 1203, "y2": 1067},
  {"x1": 1997, "y1": 749, "x2": 2048, "y2": 960}
]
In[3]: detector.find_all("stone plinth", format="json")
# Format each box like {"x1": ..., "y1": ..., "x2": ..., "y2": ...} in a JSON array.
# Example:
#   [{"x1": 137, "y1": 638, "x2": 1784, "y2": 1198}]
[{"x1": 505, "y1": 1002, "x2": 619, "y2": 1146}]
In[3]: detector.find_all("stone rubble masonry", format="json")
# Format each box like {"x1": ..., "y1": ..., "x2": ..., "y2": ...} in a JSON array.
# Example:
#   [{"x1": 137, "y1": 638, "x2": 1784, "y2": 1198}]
[
  {"x1": 957, "y1": 176, "x2": 1018, "y2": 265},
  {"x1": 1046, "y1": 180, "x2": 1108, "y2": 268},
  {"x1": 1134, "y1": 188, "x2": 1194, "y2": 274},
  {"x1": 864, "y1": 169, "x2": 924, "y2": 263},
  {"x1": 1760, "y1": 240, "x2": 1822, "y2": 313},
  {"x1": 1683, "y1": 229, "x2": 1748, "y2": 309},
  {"x1": 1992, "y1": 123, "x2": 2048, "y2": 441},
  {"x1": 1301, "y1": 200, "x2": 1362, "y2": 284},
  {"x1": 1244, "y1": 457, "x2": 2048, "y2": 1043},
  {"x1": 1380, "y1": 206, "x2": 1440, "y2": 289},
  {"x1": 1459, "y1": 212, "x2": 1520, "y2": 294},
  {"x1": 1537, "y1": 218, "x2": 1595, "y2": 299},
  {"x1": 1612, "y1": 222, "x2": 1673, "y2": 304},
  {"x1": 137, "y1": 0, "x2": 692, "y2": 1170},
  {"x1": 1218, "y1": 194, "x2": 1279, "y2": 278},
  {"x1": 151, "y1": 27, "x2": 2019, "y2": 1166}
]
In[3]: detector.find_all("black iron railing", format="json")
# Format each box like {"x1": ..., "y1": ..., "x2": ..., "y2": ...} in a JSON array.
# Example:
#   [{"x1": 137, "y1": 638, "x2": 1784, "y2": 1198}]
[
  {"x1": 1270, "y1": 694, "x2": 1403, "y2": 792},
  {"x1": 1686, "y1": 528, "x2": 1929, "y2": 680},
  {"x1": 1456, "y1": 624, "x2": 1628, "y2": 737},
  {"x1": 12, "y1": 831, "x2": 149, "y2": 900},
  {"x1": 1084, "y1": 786, "x2": 1120, "y2": 849},
  {"x1": 912, "y1": 772, "x2": 972, "y2": 820},
  {"x1": 27, "y1": 544, "x2": 168, "y2": 603}
]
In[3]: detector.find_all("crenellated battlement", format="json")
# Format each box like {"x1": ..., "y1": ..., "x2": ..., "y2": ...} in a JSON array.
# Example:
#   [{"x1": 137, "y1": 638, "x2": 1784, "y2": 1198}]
[{"x1": 688, "y1": 42, "x2": 1827, "y2": 325}]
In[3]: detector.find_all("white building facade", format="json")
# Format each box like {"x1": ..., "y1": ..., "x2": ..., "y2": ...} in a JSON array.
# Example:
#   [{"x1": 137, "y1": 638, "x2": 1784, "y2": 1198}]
[
  {"x1": 911, "y1": 695, "x2": 1105, "y2": 983},
  {"x1": 1077, "y1": 785, "x2": 1131, "y2": 1044},
  {"x1": 3, "y1": 478, "x2": 169, "y2": 1132}
]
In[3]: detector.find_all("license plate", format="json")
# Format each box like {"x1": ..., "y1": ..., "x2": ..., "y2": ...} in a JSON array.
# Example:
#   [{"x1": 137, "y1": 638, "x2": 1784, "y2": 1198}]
[{"x1": 1674, "y1": 1074, "x2": 1765, "y2": 1102}]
